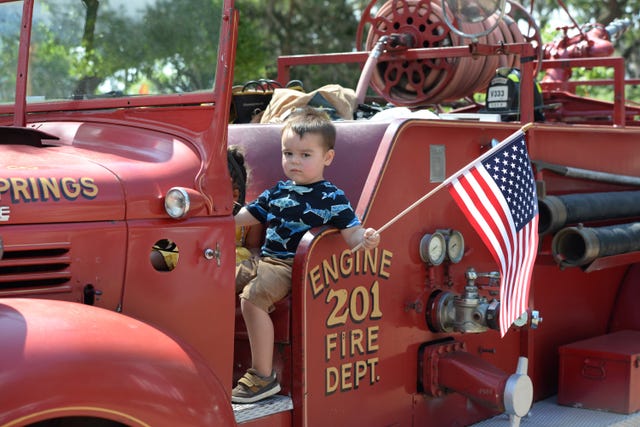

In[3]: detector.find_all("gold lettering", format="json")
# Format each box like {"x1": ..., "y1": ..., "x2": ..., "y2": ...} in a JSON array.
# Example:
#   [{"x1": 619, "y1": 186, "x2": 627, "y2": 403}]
[
  {"x1": 0, "y1": 176, "x2": 99, "y2": 202},
  {"x1": 326, "y1": 367, "x2": 339, "y2": 394},
  {"x1": 370, "y1": 281, "x2": 383, "y2": 319},
  {"x1": 40, "y1": 177, "x2": 60, "y2": 200},
  {"x1": 309, "y1": 265, "x2": 323, "y2": 298},
  {"x1": 28, "y1": 177, "x2": 40, "y2": 199},
  {"x1": 367, "y1": 358, "x2": 379, "y2": 384},
  {"x1": 350, "y1": 329, "x2": 364, "y2": 356},
  {"x1": 0, "y1": 178, "x2": 9, "y2": 195},
  {"x1": 350, "y1": 287, "x2": 369, "y2": 323},
  {"x1": 10, "y1": 178, "x2": 29, "y2": 201},
  {"x1": 367, "y1": 325, "x2": 379, "y2": 353},
  {"x1": 326, "y1": 333, "x2": 337, "y2": 361},
  {"x1": 80, "y1": 177, "x2": 98, "y2": 198},
  {"x1": 325, "y1": 357, "x2": 380, "y2": 394},
  {"x1": 326, "y1": 289, "x2": 349, "y2": 327},
  {"x1": 339, "y1": 250, "x2": 353, "y2": 276},
  {"x1": 311, "y1": 249, "x2": 393, "y2": 300},
  {"x1": 340, "y1": 363, "x2": 352, "y2": 391},
  {"x1": 379, "y1": 250, "x2": 393, "y2": 279},
  {"x1": 354, "y1": 360, "x2": 368, "y2": 388},
  {"x1": 322, "y1": 255, "x2": 339, "y2": 286},
  {"x1": 363, "y1": 248, "x2": 378, "y2": 274},
  {"x1": 61, "y1": 177, "x2": 81, "y2": 199}
]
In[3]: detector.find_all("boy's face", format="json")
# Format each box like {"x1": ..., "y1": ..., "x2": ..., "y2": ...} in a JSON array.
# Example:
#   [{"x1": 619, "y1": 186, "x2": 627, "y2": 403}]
[{"x1": 281, "y1": 128, "x2": 334, "y2": 185}]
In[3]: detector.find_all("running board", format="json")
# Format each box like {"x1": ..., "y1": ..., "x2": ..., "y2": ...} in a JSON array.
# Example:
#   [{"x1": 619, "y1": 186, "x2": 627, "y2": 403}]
[
  {"x1": 233, "y1": 394, "x2": 293, "y2": 424},
  {"x1": 232, "y1": 394, "x2": 640, "y2": 426},
  {"x1": 472, "y1": 396, "x2": 640, "y2": 427}
]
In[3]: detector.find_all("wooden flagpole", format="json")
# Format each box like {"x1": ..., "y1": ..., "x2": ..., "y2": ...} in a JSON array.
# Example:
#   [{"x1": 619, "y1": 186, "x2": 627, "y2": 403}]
[{"x1": 351, "y1": 123, "x2": 534, "y2": 252}]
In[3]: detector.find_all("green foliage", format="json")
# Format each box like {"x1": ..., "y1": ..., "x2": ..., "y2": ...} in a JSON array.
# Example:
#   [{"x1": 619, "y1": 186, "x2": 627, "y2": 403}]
[
  {"x1": 234, "y1": 1, "x2": 269, "y2": 83},
  {"x1": 1, "y1": 0, "x2": 638, "y2": 106},
  {"x1": 0, "y1": 0, "x2": 223, "y2": 101},
  {"x1": 234, "y1": 0, "x2": 360, "y2": 90},
  {"x1": 532, "y1": 0, "x2": 640, "y2": 103},
  {"x1": 231, "y1": 0, "x2": 640, "y2": 104},
  {"x1": 140, "y1": 0, "x2": 221, "y2": 93}
]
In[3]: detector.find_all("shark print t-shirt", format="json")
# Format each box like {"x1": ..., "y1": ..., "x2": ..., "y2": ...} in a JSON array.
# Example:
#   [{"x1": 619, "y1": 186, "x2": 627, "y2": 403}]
[{"x1": 246, "y1": 180, "x2": 361, "y2": 259}]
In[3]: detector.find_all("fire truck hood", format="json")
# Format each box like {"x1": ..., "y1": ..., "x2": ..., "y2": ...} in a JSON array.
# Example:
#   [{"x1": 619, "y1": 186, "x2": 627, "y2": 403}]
[
  {"x1": 0, "y1": 144, "x2": 125, "y2": 224},
  {"x1": 0, "y1": 122, "x2": 201, "y2": 225}
]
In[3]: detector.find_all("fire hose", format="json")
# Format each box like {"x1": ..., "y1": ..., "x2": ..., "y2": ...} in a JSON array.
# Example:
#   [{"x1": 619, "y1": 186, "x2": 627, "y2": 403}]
[{"x1": 552, "y1": 222, "x2": 640, "y2": 267}]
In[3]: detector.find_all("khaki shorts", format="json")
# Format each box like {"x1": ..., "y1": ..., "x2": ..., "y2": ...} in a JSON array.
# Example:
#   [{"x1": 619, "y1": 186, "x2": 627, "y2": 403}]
[{"x1": 235, "y1": 256, "x2": 294, "y2": 313}]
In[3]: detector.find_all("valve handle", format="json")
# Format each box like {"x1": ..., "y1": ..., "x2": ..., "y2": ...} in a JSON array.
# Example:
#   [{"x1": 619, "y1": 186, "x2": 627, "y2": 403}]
[
  {"x1": 504, "y1": 357, "x2": 533, "y2": 427},
  {"x1": 465, "y1": 268, "x2": 500, "y2": 282}
]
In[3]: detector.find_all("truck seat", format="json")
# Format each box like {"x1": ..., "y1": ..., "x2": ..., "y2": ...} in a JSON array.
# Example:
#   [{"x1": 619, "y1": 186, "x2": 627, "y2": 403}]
[
  {"x1": 228, "y1": 120, "x2": 388, "y2": 343},
  {"x1": 228, "y1": 121, "x2": 388, "y2": 208}
]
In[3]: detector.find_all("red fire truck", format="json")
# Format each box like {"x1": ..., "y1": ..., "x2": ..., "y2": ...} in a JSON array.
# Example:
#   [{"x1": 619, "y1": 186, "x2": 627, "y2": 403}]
[{"x1": 1, "y1": 0, "x2": 639, "y2": 426}]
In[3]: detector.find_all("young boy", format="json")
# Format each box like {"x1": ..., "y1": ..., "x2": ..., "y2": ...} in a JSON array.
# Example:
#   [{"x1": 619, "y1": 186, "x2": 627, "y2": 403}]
[{"x1": 232, "y1": 107, "x2": 380, "y2": 403}]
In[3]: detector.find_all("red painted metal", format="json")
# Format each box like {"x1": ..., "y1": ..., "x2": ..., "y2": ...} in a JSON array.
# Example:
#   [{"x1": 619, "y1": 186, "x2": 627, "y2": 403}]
[
  {"x1": 0, "y1": 298, "x2": 236, "y2": 426},
  {"x1": 437, "y1": 349, "x2": 509, "y2": 410},
  {"x1": 541, "y1": 57, "x2": 628, "y2": 126},
  {"x1": 558, "y1": 330, "x2": 640, "y2": 414},
  {"x1": 609, "y1": 264, "x2": 640, "y2": 333},
  {"x1": 2, "y1": 0, "x2": 640, "y2": 426},
  {"x1": 13, "y1": 0, "x2": 33, "y2": 127},
  {"x1": 277, "y1": 43, "x2": 537, "y2": 117}
]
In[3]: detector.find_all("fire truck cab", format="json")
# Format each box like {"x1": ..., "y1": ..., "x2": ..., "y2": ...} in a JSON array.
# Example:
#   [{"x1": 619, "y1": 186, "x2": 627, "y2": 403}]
[{"x1": 1, "y1": 0, "x2": 640, "y2": 426}]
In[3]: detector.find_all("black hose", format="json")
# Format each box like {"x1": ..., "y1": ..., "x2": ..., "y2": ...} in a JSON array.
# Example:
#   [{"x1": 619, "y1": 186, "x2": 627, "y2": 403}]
[
  {"x1": 552, "y1": 222, "x2": 640, "y2": 266},
  {"x1": 538, "y1": 190, "x2": 640, "y2": 234}
]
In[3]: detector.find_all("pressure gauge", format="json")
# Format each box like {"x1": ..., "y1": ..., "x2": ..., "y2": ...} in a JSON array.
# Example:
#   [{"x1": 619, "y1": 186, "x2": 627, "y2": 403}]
[
  {"x1": 419, "y1": 232, "x2": 447, "y2": 266},
  {"x1": 446, "y1": 230, "x2": 465, "y2": 263}
]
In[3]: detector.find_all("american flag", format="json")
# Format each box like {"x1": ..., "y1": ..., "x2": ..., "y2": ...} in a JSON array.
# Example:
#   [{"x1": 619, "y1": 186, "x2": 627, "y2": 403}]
[{"x1": 448, "y1": 130, "x2": 538, "y2": 337}]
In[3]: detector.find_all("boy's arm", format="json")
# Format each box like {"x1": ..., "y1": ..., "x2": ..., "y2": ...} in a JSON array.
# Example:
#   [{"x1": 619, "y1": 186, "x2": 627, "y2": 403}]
[
  {"x1": 340, "y1": 225, "x2": 380, "y2": 251},
  {"x1": 235, "y1": 206, "x2": 261, "y2": 227},
  {"x1": 244, "y1": 223, "x2": 265, "y2": 256}
]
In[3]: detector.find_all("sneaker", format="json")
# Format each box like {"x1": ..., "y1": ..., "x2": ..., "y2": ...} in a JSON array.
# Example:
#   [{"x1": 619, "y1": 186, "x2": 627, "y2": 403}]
[{"x1": 231, "y1": 368, "x2": 281, "y2": 404}]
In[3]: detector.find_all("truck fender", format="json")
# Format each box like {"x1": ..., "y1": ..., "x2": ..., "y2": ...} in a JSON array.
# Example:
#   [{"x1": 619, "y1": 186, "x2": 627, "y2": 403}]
[{"x1": 0, "y1": 298, "x2": 235, "y2": 427}]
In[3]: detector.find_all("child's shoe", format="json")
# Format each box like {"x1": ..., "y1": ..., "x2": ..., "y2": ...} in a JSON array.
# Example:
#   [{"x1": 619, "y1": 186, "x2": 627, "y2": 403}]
[{"x1": 231, "y1": 368, "x2": 281, "y2": 403}]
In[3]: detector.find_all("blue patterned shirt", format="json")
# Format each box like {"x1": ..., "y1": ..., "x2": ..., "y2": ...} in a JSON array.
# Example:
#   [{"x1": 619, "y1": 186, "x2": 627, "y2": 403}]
[{"x1": 246, "y1": 180, "x2": 360, "y2": 258}]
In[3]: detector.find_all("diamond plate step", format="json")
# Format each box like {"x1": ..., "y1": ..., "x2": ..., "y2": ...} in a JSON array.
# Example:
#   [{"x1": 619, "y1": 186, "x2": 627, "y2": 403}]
[
  {"x1": 472, "y1": 396, "x2": 640, "y2": 427},
  {"x1": 232, "y1": 394, "x2": 293, "y2": 424}
]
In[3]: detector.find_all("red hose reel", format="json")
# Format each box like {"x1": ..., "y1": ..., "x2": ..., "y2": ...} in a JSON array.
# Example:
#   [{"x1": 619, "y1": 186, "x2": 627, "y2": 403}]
[{"x1": 356, "y1": 0, "x2": 540, "y2": 106}]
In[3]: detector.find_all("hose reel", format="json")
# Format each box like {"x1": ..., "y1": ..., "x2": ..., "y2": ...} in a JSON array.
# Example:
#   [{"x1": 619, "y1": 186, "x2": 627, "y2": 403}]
[{"x1": 356, "y1": 0, "x2": 541, "y2": 106}]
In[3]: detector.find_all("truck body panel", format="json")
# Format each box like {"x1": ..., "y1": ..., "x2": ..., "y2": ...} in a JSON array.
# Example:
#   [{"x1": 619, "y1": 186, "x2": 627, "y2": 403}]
[{"x1": 1, "y1": 0, "x2": 640, "y2": 425}]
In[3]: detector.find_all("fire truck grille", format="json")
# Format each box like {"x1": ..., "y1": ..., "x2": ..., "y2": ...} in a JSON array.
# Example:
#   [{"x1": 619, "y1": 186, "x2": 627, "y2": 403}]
[{"x1": 0, "y1": 243, "x2": 72, "y2": 291}]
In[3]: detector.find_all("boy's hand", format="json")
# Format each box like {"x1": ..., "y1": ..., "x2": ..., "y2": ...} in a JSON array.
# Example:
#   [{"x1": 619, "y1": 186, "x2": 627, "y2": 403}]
[
  {"x1": 342, "y1": 226, "x2": 380, "y2": 252},
  {"x1": 361, "y1": 228, "x2": 380, "y2": 250}
]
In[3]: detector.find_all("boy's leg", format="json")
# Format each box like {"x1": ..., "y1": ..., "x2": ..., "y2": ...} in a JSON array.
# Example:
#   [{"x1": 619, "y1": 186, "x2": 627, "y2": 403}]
[
  {"x1": 241, "y1": 298, "x2": 274, "y2": 377},
  {"x1": 232, "y1": 257, "x2": 292, "y2": 403},
  {"x1": 232, "y1": 301, "x2": 280, "y2": 403}
]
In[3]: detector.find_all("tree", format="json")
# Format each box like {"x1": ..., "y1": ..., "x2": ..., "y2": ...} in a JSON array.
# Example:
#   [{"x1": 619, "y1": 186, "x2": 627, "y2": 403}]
[
  {"x1": 232, "y1": 0, "x2": 639, "y2": 103},
  {"x1": 234, "y1": 0, "x2": 361, "y2": 90},
  {"x1": 532, "y1": 0, "x2": 639, "y2": 101},
  {"x1": 140, "y1": 0, "x2": 222, "y2": 93}
]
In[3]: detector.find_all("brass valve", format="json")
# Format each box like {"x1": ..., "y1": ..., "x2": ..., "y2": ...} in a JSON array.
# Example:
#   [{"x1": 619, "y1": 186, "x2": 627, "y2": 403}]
[{"x1": 426, "y1": 268, "x2": 501, "y2": 333}]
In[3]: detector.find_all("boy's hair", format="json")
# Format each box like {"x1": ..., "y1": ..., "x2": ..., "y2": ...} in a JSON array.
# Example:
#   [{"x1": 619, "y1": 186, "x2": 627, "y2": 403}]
[{"x1": 282, "y1": 106, "x2": 336, "y2": 150}]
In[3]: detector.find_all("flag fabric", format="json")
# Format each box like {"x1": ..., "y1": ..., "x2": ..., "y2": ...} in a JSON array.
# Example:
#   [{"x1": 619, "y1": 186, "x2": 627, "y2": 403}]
[{"x1": 448, "y1": 130, "x2": 538, "y2": 337}]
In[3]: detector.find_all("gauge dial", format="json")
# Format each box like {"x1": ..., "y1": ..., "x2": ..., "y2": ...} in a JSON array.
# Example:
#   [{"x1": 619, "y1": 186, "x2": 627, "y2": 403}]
[
  {"x1": 446, "y1": 230, "x2": 465, "y2": 263},
  {"x1": 419, "y1": 232, "x2": 447, "y2": 265}
]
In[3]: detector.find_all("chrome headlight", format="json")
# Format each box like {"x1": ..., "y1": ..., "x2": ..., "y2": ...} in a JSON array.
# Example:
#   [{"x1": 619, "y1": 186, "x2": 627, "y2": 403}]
[{"x1": 165, "y1": 187, "x2": 191, "y2": 219}]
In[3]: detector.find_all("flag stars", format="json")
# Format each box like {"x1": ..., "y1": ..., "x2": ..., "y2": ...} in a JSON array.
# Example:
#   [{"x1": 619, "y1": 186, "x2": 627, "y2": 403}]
[
  {"x1": 450, "y1": 132, "x2": 539, "y2": 338},
  {"x1": 481, "y1": 136, "x2": 538, "y2": 230}
]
